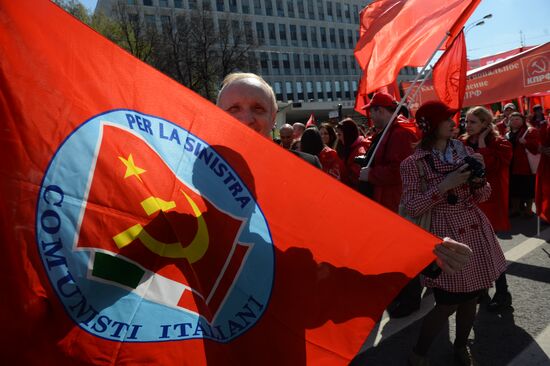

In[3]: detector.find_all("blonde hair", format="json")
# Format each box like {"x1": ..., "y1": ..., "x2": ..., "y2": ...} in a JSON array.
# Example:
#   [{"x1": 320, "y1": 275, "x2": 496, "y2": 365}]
[
  {"x1": 464, "y1": 106, "x2": 499, "y2": 139},
  {"x1": 217, "y1": 72, "x2": 277, "y2": 113}
]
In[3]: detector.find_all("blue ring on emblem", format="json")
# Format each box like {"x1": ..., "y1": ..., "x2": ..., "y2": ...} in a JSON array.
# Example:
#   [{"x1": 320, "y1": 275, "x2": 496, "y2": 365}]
[{"x1": 35, "y1": 109, "x2": 275, "y2": 343}]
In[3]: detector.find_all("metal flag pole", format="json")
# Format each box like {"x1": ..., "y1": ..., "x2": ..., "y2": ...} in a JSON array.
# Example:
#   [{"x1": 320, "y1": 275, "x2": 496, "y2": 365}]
[
  {"x1": 407, "y1": 66, "x2": 434, "y2": 106},
  {"x1": 364, "y1": 32, "x2": 451, "y2": 170}
]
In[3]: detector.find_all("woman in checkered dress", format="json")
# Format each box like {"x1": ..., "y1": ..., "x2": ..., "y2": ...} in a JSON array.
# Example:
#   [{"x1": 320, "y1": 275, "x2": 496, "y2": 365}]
[{"x1": 403, "y1": 101, "x2": 507, "y2": 366}]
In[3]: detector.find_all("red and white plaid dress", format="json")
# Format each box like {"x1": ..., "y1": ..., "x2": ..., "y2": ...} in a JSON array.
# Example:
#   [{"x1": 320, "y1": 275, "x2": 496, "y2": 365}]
[{"x1": 400, "y1": 140, "x2": 507, "y2": 293}]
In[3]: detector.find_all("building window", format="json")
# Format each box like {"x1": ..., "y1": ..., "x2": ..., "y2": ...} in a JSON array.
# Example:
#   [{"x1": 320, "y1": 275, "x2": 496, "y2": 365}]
[
  {"x1": 216, "y1": 0, "x2": 224, "y2": 10},
  {"x1": 297, "y1": 0, "x2": 305, "y2": 18},
  {"x1": 256, "y1": 22, "x2": 265, "y2": 45},
  {"x1": 335, "y1": 2, "x2": 342, "y2": 22},
  {"x1": 332, "y1": 55, "x2": 339, "y2": 73},
  {"x1": 326, "y1": 1, "x2": 333, "y2": 21},
  {"x1": 293, "y1": 53, "x2": 302, "y2": 74},
  {"x1": 335, "y1": 81, "x2": 341, "y2": 99},
  {"x1": 285, "y1": 81, "x2": 293, "y2": 101},
  {"x1": 260, "y1": 52, "x2": 269, "y2": 74},
  {"x1": 248, "y1": 52, "x2": 258, "y2": 72},
  {"x1": 290, "y1": 25, "x2": 298, "y2": 46},
  {"x1": 344, "y1": 3, "x2": 350, "y2": 22},
  {"x1": 231, "y1": 20, "x2": 240, "y2": 42},
  {"x1": 317, "y1": 0, "x2": 324, "y2": 21},
  {"x1": 323, "y1": 54, "x2": 330, "y2": 72},
  {"x1": 254, "y1": 0, "x2": 262, "y2": 14},
  {"x1": 279, "y1": 24, "x2": 288, "y2": 46},
  {"x1": 349, "y1": 55, "x2": 356, "y2": 72},
  {"x1": 347, "y1": 29, "x2": 354, "y2": 49},
  {"x1": 189, "y1": 0, "x2": 197, "y2": 9},
  {"x1": 282, "y1": 53, "x2": 291, "y2": 74},
  {"x1": 202, "y1": 0, "x2": 212, "y2": 10},
  {"x1": 316, "y1": 81, "x2": 323, "y2": 101},
  {"x1": 338, "y1": 29, "x2": 345, "y2": 48},
  {"x1": 310, "y1": 26, "x2": 318, "y2": 47},
  {"x1": 306, "y1": 81, "x2": 314, "y2": 100},
  {"x1": 144, "y1": 14, "x2": 156, "y2": 29},
  {"x1": 127, "y1": 0, "x2": 136, "y2": 4},
  {"x1": 329, "y1": 28, "x2": 336, "y2": 48},
  {"x1": 307, "y1": 0, "x2": 315, "y2": 19},
  {"x1": 313, "y1": 54, "x2": 321, "y2": 74},
  {"x1": 159, "y1": 0, "x2": 168, "y2": 7},
  {"x1": 276, "y1": 0, "x2": 285, "y2": 16},
  {"x1": 287, "y1": 0, "x2": 295, "y2": 17},
  {"x1": 174, "y1": 0, "x2": 183, "y2": 7},
  {"x1": 352, "y1": 80, "x2": 358, "y2": 97},
  {"x1": 229, "y1": 0, "x2": 237, "y2": 11},
  {"x1": 272, "y1": 53, "x2": 280, "y2": 75},
  {"x1": 160, "y1": 15, "x2": 171, "y2": 32},
  {"x1": 342, "y1": 55, "x2": 348, "y2": 74},
  {"x1": 296, "y1": 81, "x2": 304, "y2": 101},
  {"x1": 265, "y1": 0, "x2": 274, "y2": 15},
  {"x1": 320, "y1": 27, "x2": 327, "y2": 48},
  {"x1": 244, "y1": 21, "x2": 253, "y2": 43},
  {"x1": 304, "y1": 54, "x2": 312, "y2": 75},
  {"x1": 353, "y1": 4, "x2": 359, "y2": 23},
  {"x1": 274, "y1": 82, "x2": 283, "y2": 101},
  {"x1": 143, "y1": 0, "x2": 153, "y2": 6},
  {"x1": 242, "y1": 0, "x2": 250, "y2": 13},
  {"x1": 325, "y1": 81, "x2": 332, "y2": 100},
  {"x1": 268, "y1": 23, "x2": 277, "y2": 45},
  {"x1": 344, "y1": 80, "x2": 350, "y2": 99},
  {"x1": 300, "y1": 25, "x2": 308, "y2": 47}
]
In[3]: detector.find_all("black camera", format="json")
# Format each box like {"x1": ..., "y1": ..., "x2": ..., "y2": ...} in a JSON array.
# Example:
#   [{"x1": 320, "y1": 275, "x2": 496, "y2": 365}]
[
  {"x1": 354, "y1": 154, "x2": 369, "y2": 167},
  {"x1": 463, "y1": 155, "x2": 485, "y2": 180}
]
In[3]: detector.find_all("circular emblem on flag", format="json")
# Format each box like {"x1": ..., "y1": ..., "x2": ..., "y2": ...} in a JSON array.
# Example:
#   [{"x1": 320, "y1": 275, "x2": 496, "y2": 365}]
[{"x1": 36, "y1": 110, "x2": 275, "y2": 342}]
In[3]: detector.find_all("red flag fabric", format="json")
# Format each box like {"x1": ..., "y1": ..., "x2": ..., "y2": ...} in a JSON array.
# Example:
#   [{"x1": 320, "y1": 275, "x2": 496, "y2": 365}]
[
  {"x1": 354, "y1": 0, "x2": 480, "y2": 96},
  {"x1": 432, "y1": 30, "x2": 467, "y2": 110},
  {"x1": 0, "y1": 1, "x2": 441, "y2": 365},
  {"x1": 305, "y1": 113, "x2": 316, "y2": 127}
]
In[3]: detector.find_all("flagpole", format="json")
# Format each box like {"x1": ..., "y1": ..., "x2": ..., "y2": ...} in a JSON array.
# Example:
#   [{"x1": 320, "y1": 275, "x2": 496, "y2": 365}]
[
  {"x1": 407, "y1": 66, "x2": 433, "y2": 105},
  {"x1": 364, "y1": 32, "x2": 451, "y2": 170}
]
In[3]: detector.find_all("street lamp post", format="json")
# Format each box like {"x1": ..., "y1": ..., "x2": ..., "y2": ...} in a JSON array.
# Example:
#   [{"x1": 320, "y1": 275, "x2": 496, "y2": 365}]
[{"x1": 465, "y1": 13, "x2": 493, "y2": 34}]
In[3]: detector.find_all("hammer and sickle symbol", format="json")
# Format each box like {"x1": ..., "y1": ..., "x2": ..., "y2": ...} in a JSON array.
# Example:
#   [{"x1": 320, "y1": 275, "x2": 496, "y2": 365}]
[{"x1": 112, "y1": 190, "x2": 209, "y2": 263}]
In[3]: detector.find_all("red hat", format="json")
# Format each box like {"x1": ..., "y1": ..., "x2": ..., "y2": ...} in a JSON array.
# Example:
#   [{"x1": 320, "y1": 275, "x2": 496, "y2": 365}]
[
  {"x1": 415, "y1": 101, "x2": 458, "y2": 132},
  {"x1": 362, "y1": 92, "x2": 397, "y2": 110}
]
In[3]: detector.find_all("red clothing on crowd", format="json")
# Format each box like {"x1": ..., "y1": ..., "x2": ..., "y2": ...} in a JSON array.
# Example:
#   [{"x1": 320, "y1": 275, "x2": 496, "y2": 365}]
[
  {"x1": 508, "y1": 126, "x2": 540, "y2": 175},
  {"x1": 536, "y1": 121, "x2": 550, "y2": 222},
  {"x1": 495, "y1": 120, "x2": 508, "y2": 137},
  {"x1": 342, "y1": 137, "x2": 369, "y2": 189},
  {"x1": 400, "y1": 140, "x2": 507, "y2": 293},
  {"x1": 319, "y1": 146, "x2": 345, "y2": 181},
  {"x1": 461, "y1": 135, "x2": 513, "y2": 232},
  {"x1": 368, "y1": 116, "x2": 417, "y2": 212}
]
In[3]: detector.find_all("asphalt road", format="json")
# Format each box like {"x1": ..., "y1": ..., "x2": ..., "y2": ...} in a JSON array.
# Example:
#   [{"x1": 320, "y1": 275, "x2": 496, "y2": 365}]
[{"x1": 350, "y1": 216, "x2": 550, "y2": 366}]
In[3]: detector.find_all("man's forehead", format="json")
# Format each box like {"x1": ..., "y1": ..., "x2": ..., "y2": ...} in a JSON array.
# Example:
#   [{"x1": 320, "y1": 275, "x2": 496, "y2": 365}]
[{"x1": 222, "y1": 79, "x2": 271, "y2": 99}]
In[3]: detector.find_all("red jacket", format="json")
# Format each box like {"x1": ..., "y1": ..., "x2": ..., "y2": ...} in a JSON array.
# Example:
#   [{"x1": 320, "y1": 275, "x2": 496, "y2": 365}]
[
  {"x1": 342, "y1": 137, "x2": 369, "y2": 189},
  {"x1": 319, "y1": 146, "x2": 344, "y2": 181},
  {"x1": 462, "y1": 135, "x2": 513, "y2": 232},
  {"x1": 507, "y1": 126, "x2": 540, "y2": 175},
  {"x1": 536, "y1": 122, "x2": 550, "y2": 221},
  {"x1": 368, "y1": 116, "x2": 417, "y2": 212}
]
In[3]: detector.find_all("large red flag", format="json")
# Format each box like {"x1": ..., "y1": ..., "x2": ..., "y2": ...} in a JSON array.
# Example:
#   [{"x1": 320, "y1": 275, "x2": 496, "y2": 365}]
[
  {"x1": 0, "y1": 1, "x2": 441, "y2": 365},
  {"x1": 354, "y1": 0, "x2": 480, "y2": 96},
  {"x1": 432, "y1": 30, "x2": 467, "y2": 110}
]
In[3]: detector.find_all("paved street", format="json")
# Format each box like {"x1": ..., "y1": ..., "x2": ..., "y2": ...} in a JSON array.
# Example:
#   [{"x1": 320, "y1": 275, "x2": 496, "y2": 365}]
[{"x1": 351, "y1": 216, "x2": 550, "y2": 366}]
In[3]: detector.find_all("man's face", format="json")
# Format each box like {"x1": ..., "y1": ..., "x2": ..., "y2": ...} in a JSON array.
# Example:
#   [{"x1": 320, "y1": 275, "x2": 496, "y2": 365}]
[
  {"x1": 217, "y1": 79, "x2": 276, "y2": 137},
  {"x1": 503, "y1": 107, "x2": 514, "y2": 117},
  {"x1": 279, "y1": 128, "x2": 294, "y2": 149},
  {"x1": 369, "y1": 106, "x2": 390, "y2": 129}
]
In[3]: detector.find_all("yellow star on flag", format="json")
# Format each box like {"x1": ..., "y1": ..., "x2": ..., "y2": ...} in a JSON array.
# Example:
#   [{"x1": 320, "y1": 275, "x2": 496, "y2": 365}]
[{"x1": 118, "y1": 154, "x2": 146, "y2": 182}]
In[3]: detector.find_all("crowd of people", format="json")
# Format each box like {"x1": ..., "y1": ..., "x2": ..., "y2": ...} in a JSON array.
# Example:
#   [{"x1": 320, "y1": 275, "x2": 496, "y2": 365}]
[
  {"x1": 217, "y1": 72, "x2": 549, "y2": 366},
  {"x1": 272, "y1": 93, "x2": 549, "y2": 366}
]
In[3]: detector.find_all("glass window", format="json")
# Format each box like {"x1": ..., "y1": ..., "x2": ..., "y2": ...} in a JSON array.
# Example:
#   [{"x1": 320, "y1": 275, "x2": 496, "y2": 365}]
[
  {"x1": 325, "y1": 81, "x2": 332, "y2": 100},
  {"x1": 329, "y1": 28, "x2": 336, "y2": 48},
  {"x1": 282, "y1": 53, "x2": 291, "y2": 74},
  {"x1": 202, "y1": 0, "x2": 212, "y2": 10},
  {"x1": 248, "y1": 52, "x2": 258, "y2": 72},
  {"x1": 349, "y1": 55, "x2": 356, "y2": 72},
  {"x1": 335, "y1": 81, "x2": 341, "y2": 99},
  {"x1": 344, "y1": 3, "x2": 350, "y2": 22},
  {"x1": 229, "y1": 0, "x2": 237, "y2": 11},
  {"x1": 307, "y1": 0, "x2": 315, "y2": 19},
  {"x1": 352, "y1": 80, "x2": 358, "y2": 97},
  {"x1": 265, "y1": 0, "x2": 273, "y2": 15},
  {"x1": 232, "y1": 20, "x2": 240, "y2": 41},
  {"x1": 160, "y1": 15, "x2": 171, "y2": 32},
  {"x1": 293, "y1": 53, "x2": 302, "y2": 74},
  {"x1": 254, "y1": 0, "x2": 262, "y2": 14},
  {"x1": 279, "y1": 24, "x2": 287, "y2": 46},
  {"x1": 272, "y1": 53, "x2": 280, "y2": 75},
  {"x1": 320, "y1": 27, "x2": 327, "y2": 48},
  {"x1": 332, "y1": 55, "x2": 339, "y2": 73},
  {"x1": 260, "y1": 52, "x2": 269, "y2": 74},
  {"x1": 353, "y1": 5, "x2": 359, "y2": 23},
  {"x1": 287, "y1": 0, "x2": 295, "y2": 17},
  {"x1": 297, "y1": 0, "x2": 305, "y2": 18},
  {"x1": 174, "y1": 0, "x2": 183, "y2": 7},
  {"x1": 303, "y1": 54, "x2": 312, "y2": 75},
  {"x1": 310, "y1": 26, "x2": 318, "y2": 47},
  {"x1": 242, "y1": 0, "x2": 250, "y2": 13},
  {"x1": 323, "y1": 54, "x2": 330, "y2": 72},
  {"x1": 326, "y1": 1, "x2": 333, "y2": 21},
  {"x1": 244, "y1": 21, "x2": 253, "y2": 43},
  {"x1": 216, "y1": 0, "x2": 224, "y2": 10},
  {"x1": 347, "y1": 29, "x2": 354, "y2": 49},
  {"x1": 313, "y1": 54, "x2": 321, "y2": 74},
  {"x1": 188, "y1": 0, "x2": 197, "y2": 9},
  {"x1": 144, "y1": 14, "x2": 156, "y2": 29},
  {"x1": 256, "y1": 22, "x2": 265, "y2": 45},
  {"x1": 274, "y1": 82, "x2": 283, "y2": 101},
  {"x1": 268, "y1": 23, "x2": 277, "y2": 45},
  {"x1": 296, "y1": 81, "x2": 304, "y2": 101},
  {"x1": 290, "y1": 25, "x2": 298, "y2": 46},
  {"x1": 342, "y1": 55, "x2": 348, "y2": 73},
  {"x1": 143, "y1": 0, "x2": 153, "y2": 6},
  {"x1": 127, "y1": 0, "x2": 136, "y2": 4},
  {"x1": 159, "y1": 0, "x2": 168, "y2": 6},
  {"x1": 300, "y1": 25, "x2": 308, "y2": 47},
  {"x1": 335, "y1": 2, "x2": 342, "y2": 21},
  {"x1": 338, "y1": 29, "x2": 345, "y2": 48},
  {"x1": 344, "y1": 80, "x2": 351, "y2": 99},
  {"x1": 276, "y1": 0, "x2": 285, "y2": 16},
  {"x1": 306, "y1": 81, "x2": 314, "y2": 100},
  {"x1": 316, "y1": 81, "x2": 323, "y2": 100},
  {"x1": 285, "y1": 81, "x2": 293, "y2": 101},
  {"x1": 317, "y1": 0, "x2": 324, "y2": 20}
]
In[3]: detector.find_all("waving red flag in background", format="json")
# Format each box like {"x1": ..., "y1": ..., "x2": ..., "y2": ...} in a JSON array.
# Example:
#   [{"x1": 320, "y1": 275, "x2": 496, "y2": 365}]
[
  {"x1": 0, "y1": 1, "x2": 441, "y2": 365},
  {"x1": 354, "y1": 0, "x2": 480, "y2": 110},
  {"x1": 305, "y1": 113, "x2": 317, "y2": 127},
  {"x1": 432, "y1": 30, "x2": 467, "y2": 110}
]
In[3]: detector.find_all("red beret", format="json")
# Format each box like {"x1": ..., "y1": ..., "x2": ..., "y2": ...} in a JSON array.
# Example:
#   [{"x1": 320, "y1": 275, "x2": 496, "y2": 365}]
[{"x1": 415, "y1": 101, "x2": 457, "y2": 131}]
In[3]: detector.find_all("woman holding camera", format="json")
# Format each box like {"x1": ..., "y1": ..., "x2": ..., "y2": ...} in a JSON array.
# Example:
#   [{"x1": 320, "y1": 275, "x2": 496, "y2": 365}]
[
  {"x1": 336, "y1": 118, "x2": 369, "y2": 189},
  {"x1": 401, "y1": 101, "x2": 506, "y2": 366}
]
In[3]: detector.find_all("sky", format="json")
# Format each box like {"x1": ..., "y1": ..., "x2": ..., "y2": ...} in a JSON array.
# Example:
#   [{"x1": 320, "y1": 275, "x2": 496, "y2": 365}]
[{"x1": 79, "y1": 0, "x2": 550, "y2": 60}]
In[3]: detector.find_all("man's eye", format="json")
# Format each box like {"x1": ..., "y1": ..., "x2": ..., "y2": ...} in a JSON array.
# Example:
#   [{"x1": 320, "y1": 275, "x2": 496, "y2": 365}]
[{"x1": 227, "y1": 106, "x2": 240, "y2": 112}]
